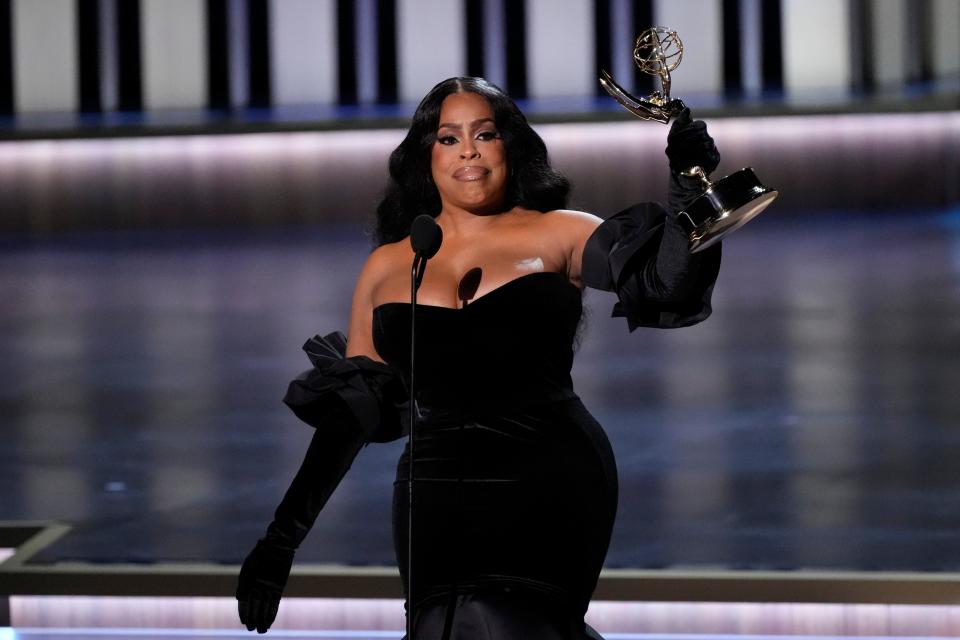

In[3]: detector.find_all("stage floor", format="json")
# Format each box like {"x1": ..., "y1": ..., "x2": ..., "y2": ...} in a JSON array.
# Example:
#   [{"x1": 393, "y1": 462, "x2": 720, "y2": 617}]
[
  {"x1": 3, "y1": 632, "x2": 938, "y2": 640},
  {"x1": 1, "y1": 207, "x2": 959, "y2": 574}
]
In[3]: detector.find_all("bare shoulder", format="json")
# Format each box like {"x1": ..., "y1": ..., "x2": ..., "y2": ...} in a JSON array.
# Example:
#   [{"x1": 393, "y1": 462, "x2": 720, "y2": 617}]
[
  {"x1": 359, "y1": 240, "x2": 406, "y2": 286},
  {"x1": 536, "y1": 209, "x2": 604, "y2": 285},
  {"x1": 538, "y1": 208, "x2": 604, "y2": 255},
  {"x1": 538, "y1": 208, "x2": 604, "y2": 236},
  {"x1": 354, "y1": 239, "x2": 414, "y2": 308}
]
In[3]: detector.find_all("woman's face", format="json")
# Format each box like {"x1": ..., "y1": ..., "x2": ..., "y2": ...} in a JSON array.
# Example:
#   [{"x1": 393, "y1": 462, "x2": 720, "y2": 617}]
[{"x1": 431, "y1": 91, "x2": 507, "y2": 214}]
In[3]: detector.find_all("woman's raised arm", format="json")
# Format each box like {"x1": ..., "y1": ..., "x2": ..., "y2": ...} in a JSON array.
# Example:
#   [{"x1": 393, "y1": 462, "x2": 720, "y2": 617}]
[{"x1": 576, "y1": 110, "x2": 724, "y2": 331}]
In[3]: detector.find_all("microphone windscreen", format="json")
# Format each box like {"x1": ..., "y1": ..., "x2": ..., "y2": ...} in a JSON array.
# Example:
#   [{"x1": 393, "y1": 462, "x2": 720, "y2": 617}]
[{"x1": 410, "y1": 214, "x2": 443, "y2": 259}]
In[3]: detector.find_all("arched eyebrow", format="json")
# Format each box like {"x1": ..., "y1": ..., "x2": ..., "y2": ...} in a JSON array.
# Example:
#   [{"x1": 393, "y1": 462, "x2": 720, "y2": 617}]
[{"x1": 437, "y1": 118, "x2": 496, "y2": 130}]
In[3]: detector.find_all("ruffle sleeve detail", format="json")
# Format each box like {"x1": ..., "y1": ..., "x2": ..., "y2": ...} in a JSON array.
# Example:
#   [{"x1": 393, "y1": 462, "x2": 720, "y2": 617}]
[
  {"x1": 282, "y1": 331, "x2": 407, "y2": 443},
  {"x1": 581, "y1": 201, "x2": 721, "y2": 331}
]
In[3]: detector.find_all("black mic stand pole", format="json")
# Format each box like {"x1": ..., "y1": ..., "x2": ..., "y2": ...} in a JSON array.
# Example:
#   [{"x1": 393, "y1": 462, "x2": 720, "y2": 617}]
[
  {"x1": 405, "y1": 214, "x2": 440, "y2": 639},
  {"x1": 407, "y1": 252, "x2": 427, "y2": 640}
]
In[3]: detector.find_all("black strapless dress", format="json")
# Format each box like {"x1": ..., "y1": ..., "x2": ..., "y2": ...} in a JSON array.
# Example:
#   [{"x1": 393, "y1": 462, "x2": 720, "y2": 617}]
[
  {"x1": 373, "y1": 271, "x2": 617, "y2": 637},
  {"x1": 282, "y1": 203, "x2": 722, "y2": 639}
]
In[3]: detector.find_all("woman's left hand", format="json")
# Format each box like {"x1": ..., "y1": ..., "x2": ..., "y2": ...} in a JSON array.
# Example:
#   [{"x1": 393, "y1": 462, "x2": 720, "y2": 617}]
[{"x1": 664, "y1": 107, "x2": 720, "y2": 176}]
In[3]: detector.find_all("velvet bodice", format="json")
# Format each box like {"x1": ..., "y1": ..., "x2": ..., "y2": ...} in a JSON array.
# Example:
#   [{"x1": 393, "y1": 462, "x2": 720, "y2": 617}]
[{"x1": 372, "y1": 271, "x2": 582, "y2": 412}]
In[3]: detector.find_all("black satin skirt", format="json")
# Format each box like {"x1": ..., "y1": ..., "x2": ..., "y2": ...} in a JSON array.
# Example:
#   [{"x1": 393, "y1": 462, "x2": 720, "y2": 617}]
[
  {"x1": 406, "y1": 589, "x2": 606, "y2": 640},
  {"x1": 392, "y1": 396, "x2": 618, "y2": 637}
]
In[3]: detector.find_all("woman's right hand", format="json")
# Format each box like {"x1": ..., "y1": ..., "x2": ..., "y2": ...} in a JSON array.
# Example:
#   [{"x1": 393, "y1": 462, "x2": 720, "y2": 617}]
[{"x1": 236, "y1": 538, "x2": 295, "y2": 633}]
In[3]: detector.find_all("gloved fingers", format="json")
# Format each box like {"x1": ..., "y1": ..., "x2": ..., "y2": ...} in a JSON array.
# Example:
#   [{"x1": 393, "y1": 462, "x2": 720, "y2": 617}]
[
  {"x1": 248, "y1": 597, "x2": 266, "y2": 633},
  {"x1": 238, "y1": 597, "x2": 250, "y2": 627},
  {"x1": 671, "y1": 106, "x2": 692, "y2": 129},
  {"x1": 669, "y1": 119, "x2": 709, "y2": 144},
  {"x1": 254, "y1": 596, "x2": 279, "y2": 634},
  {"x1": 240, "y1": 591, "x2": 280, "y2": 634},
  {"x1": 666, "y1": 119, "x2": 720, "y2": 174},
  {"x1": 265, "y1": 599, "x2": 280, "y2": 631},
  {"x1": 256, "y1": 604, "x2": 270, "y2": 634}
]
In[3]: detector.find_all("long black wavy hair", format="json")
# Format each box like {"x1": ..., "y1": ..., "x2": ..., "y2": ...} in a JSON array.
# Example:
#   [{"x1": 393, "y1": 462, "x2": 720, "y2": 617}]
[{"x1": 373, "y1": 77, "x2": 570, "y2": 246}]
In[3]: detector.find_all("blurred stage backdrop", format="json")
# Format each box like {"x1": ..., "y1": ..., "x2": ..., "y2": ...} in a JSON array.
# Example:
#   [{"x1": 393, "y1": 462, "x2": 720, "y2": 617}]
[
  {"x1": 1, "y1": 0, "x2": 960, "y2": 637},
  {"x1": 1, "y1": 0, "x2": 958, "y2": 230}
]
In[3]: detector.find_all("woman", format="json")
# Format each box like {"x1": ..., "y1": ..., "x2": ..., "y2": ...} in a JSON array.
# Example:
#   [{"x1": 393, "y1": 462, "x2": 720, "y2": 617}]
[{"x1": 236, "y1": 77, "x2": 721, "y2": 638}]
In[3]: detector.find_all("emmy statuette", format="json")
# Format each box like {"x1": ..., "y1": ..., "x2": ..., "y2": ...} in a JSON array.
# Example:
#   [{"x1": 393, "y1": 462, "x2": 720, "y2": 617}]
[{"x1": 600, "y1": 27, "x2": 779, "y2": 253}]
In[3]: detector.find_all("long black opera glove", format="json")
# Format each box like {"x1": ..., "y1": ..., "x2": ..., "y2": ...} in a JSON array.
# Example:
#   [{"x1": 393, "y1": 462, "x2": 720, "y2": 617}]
[
  {"x1": 582, "y1": 202, "x2": 721, "y2": 330},
  {"x1": 237, "y1": 415, "x2": 364, "y2": 634},
  {"x1": 581, "y1": 111, "x2": 722, "y2": 331},
  {"x1": 237, "y1": 332, "x2": 405, "y2": 634}
]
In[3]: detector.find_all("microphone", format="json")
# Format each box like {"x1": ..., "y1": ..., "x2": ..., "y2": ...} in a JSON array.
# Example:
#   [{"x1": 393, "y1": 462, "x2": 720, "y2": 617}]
[
  {"x1": 410, "y1": 215, "x2": 441, "y2": 291},
  {"x1": 406, "y1": 213, "x2": 442, "y2": 639},
  {"x1": 411, "y1": 214, "x2": 442, "y2": 258},
  {"x1": 411, "y1": 214, "x2": 442, "y2": 290}
]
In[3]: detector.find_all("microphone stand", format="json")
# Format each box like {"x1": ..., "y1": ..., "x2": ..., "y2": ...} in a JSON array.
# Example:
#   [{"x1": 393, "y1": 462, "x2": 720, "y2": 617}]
[{"x1": 407, "y1": 252, "x2": 428, "y2": 640}]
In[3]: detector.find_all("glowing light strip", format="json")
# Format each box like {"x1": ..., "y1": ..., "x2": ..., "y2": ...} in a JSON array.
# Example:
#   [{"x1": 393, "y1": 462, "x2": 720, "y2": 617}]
[
  {"x1": 2, "y1": 631, "x2": 402, "y2": 638},
  {"x1": 9, "y1": 597, "x2": 960, "y2": 636},
  {"x1": 0, "y1": 625, "x2": 952, "y2": 638},
  {"x1": 0, "y1": 548, "x2": 15, "y2": 563},
  {"x1": 0, "y1": 112, "x2": 954, "y2": 171},
  {"x1": 0, "y1": 111, "x2": 952, "y2": 203},
  {"x1": 7, "y1": 597, "x2": 403, "y2": 632}
]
